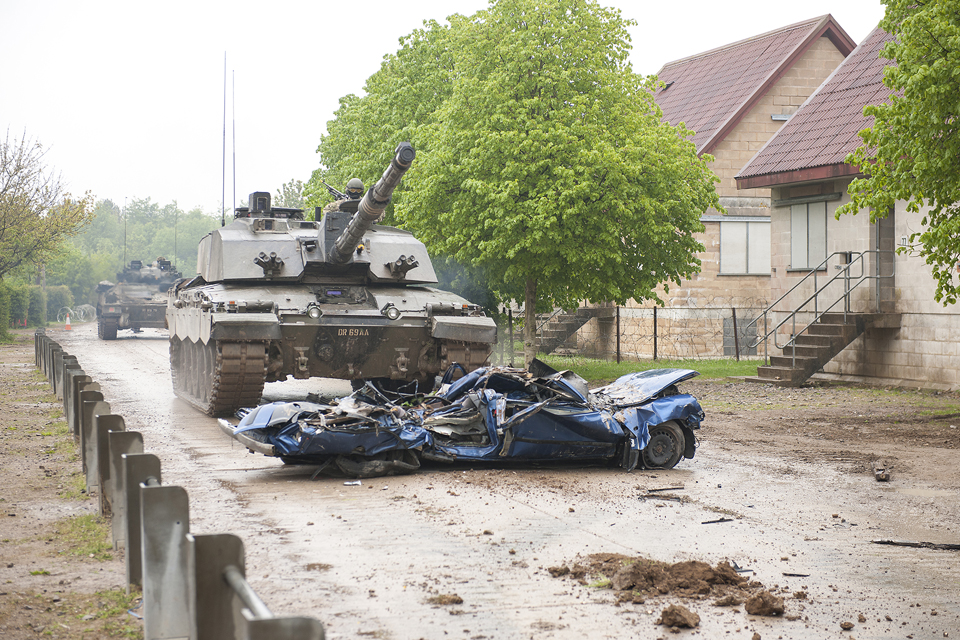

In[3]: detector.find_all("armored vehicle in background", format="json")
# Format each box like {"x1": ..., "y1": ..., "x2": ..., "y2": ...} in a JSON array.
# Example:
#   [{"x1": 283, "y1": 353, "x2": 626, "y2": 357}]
[
  {"x1": 166, "y1": 143, "x2": 496, "y2": 415},
  {"x1": 96, "y1": 258, "x2": 182, "y2": 340}
]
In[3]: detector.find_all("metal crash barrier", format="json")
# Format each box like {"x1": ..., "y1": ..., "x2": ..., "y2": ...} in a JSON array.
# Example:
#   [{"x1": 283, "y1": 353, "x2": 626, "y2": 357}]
[{"x1": 35, "y1": 330, "x2": 325, "y2": 640}]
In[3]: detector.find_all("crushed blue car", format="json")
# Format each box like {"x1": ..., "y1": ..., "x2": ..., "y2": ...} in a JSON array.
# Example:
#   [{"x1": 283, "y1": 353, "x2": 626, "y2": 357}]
[{"x1": 217, "y1": 362, "x2": 705, "y2": 478}]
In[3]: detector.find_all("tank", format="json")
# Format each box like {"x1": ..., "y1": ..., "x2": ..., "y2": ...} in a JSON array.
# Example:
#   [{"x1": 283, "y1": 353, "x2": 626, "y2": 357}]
[
  {"x1": 166, "y1": 142, "x2": 496, "y2": 415},
  {"x1": 96, "y1": 258, "x2": 182, "y2": 340}
]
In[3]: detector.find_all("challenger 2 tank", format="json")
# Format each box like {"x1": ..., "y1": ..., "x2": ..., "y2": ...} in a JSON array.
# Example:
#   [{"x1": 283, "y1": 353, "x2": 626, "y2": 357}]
[
  {"x1": 96, "y1": 258, "x2": 182, "y2": 340},
  {"x1": 166, "y1": 142, "x2": 496, "y2": 415}
]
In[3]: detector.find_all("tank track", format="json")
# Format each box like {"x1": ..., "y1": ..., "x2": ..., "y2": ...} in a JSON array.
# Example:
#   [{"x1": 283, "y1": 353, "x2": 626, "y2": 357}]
[
  {"x1": 98, "y1": 317, "x2": 118, "y2": 340},
  {"x1": 170, "y1": 337, "x2": 267, "y2": 416}
]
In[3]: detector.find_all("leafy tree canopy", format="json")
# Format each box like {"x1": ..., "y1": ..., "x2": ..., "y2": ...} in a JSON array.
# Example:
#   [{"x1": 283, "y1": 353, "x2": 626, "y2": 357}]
[
  {"x1": 840, "y1": 0, "x2": 960, "y2": 304},
  {"x1": 0, "y1": 130, "x2": 94, "y2": 279},
  {"x1": 313, "y1": 0, "x2": 719, "y2": 363}
]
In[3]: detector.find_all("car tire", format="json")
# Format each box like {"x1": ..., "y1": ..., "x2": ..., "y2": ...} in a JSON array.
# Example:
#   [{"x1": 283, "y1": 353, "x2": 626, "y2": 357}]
[{"x1": 641, "y1": 421, "x2": 684, "y2": 469}]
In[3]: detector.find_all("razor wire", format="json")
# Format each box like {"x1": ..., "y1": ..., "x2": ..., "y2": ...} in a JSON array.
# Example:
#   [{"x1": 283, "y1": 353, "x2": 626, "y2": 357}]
[
  {"x1": 56, "y1": 305, "x2": 96, "y2": 324},
  {"x1": 491, "y1": 297, "x2": 771, "y2": 363}
]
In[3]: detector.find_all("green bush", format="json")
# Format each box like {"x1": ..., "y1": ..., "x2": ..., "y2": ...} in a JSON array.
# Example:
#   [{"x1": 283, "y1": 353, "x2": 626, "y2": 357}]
[
  {"x1": 27, "y1": 285, "x2": 46, "y2": 327},
  {"x1": 7, "y1": 282, "x2": 30, "y2": 328},
  {"x1": 0, "y1": 282, "x2": 9, "y2": 341},
  {"x1": 45, "y1": 285, "x2": 74, "y2": 322}
]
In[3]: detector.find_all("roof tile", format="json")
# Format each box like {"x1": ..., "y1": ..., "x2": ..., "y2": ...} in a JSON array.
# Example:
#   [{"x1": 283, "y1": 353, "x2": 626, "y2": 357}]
[
  {"x1": 737, "y1": 27, "x2": 897, "y2": 179},
  {"x1": 655, "y1": 15, "x2": 855, "y2": 154}
]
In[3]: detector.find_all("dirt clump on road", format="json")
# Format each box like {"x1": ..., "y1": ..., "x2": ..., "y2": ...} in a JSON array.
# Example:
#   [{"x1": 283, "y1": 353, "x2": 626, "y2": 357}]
[
  {"x1": 550, "y1": 552, "x2": 790, "y2": 618},
  {"x1": 0, "y1": 332, "x2": 140, "y2": 640}
]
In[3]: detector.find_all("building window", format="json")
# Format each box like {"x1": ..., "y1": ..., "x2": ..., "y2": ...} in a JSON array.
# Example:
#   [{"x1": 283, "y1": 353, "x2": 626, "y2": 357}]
[
  {"x1": 720, "y1": 220, "x2": 770, "y2": 274},
  {"x1": 790, "y1": 202, "x2": 827, "y2": 269}
]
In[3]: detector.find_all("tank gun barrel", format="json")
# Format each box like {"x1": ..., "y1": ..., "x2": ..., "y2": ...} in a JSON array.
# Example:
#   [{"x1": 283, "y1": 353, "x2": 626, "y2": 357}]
[{"x1": 331, "y1": 142, "x2": 416, "y2": 264}]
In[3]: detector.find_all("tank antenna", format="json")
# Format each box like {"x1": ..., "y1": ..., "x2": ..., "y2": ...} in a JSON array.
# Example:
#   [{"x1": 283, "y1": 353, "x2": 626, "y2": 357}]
[
  {"x1": 221, "y1": 52, "x2": 227, "y2": 227},
  {"x1": 232, "y1": 69, "x2": 236, "y2": 220}
]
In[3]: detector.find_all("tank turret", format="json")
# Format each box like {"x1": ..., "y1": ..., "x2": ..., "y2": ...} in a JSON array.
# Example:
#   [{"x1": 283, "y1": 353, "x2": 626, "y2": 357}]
[{"x1": 166, "y1": 143, "x2": 496, "y2": 415}]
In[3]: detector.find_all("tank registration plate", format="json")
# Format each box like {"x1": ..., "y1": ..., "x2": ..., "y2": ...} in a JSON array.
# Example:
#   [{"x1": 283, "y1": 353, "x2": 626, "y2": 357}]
[{"x1": 338, "y1": 328, "x2": 370, "y2": 337}]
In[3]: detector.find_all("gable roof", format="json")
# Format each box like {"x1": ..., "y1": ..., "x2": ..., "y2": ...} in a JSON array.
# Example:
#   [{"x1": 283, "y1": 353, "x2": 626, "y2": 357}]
[
  {"x1": 736, "y1": 27, "x2": 896, "y2": 189},
  {"x1": 656, "y1": 15, "x2": 856, "y2": 156}
]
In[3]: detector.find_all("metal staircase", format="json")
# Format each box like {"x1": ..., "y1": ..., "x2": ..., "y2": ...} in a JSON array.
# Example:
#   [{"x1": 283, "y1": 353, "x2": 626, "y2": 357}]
[
  {"x1": 745, "y1": 250, "x2": 898, "y2": 386},
  {"x1": 537, "y1": 307, "x2": 616, "y2": 355}
]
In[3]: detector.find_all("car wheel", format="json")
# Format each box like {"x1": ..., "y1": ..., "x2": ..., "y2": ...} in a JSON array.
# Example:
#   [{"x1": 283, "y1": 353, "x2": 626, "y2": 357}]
[{"x1": 641, "y1": 421, "x2": 684, "y2": 469}]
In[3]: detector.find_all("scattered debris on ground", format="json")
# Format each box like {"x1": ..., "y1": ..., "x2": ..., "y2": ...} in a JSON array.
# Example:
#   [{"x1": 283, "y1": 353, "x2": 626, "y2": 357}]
[{"x1": 548, "y1": 552, "x2": 797, "y2": 628}]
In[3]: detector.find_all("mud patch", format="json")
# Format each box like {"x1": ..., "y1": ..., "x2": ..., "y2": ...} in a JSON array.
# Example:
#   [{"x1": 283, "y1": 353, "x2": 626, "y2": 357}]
[{"x1": 550, "y1": 553, "x2": 786, "y2": 617}]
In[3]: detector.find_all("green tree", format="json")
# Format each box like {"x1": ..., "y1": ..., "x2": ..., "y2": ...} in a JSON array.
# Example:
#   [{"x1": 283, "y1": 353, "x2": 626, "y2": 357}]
[
  {"x1": 394, "y1": 0, "x2": 719, "y2": 363},
  {"x1": 306, "y1": 17, "x2": 461, "y2": 222},
  {"x1": 275, "y1": 179, "x2": 306, "y2": 209},
  {"x1": 840, "y1": 0, "x2": 960, "y2": 304},
  {"x1": 0, "y1": 131, "x2": 94, "y2": 279}
]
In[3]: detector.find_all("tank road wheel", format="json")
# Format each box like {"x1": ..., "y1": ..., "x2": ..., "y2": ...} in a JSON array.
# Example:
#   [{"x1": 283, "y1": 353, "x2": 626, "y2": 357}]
[
  {"x1": 641, "y1": 421, "x2": 685, "y2": 470},
  {"x1": 98, "y1": 318, "x2": 118, "y2": 340}
]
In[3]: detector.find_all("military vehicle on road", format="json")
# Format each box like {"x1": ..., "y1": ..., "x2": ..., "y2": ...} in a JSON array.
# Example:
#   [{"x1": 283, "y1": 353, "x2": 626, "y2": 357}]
[
  {"x1": 166, "y1": 142, "x2": 496, "y2": 415},
  {"x1": 96, "y1": 258, "x2": 181, "y2": 340}
]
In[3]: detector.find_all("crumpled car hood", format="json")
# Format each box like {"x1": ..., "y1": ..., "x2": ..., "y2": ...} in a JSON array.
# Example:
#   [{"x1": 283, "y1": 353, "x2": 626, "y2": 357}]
[{"x1": 592, "y1": 368, "x2": 700, "y2": 407}]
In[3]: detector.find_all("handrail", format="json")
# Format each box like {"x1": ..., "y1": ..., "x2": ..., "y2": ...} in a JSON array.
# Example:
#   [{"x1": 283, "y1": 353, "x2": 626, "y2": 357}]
[
  {"x1": 745, "y1": 250, "x2": 896, "y2": 367},
  {"x1": 536, "y1": 307, "x2": 566, "y2": 332}
]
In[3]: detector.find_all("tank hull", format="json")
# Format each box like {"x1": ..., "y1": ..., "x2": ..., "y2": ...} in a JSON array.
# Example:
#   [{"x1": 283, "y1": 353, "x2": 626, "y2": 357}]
[
  {"x1": 166, "y1": 281, "x2": 495, "y2": 414},
  {"x1": 97, "y1": 284, "x2": 173, "y2": 339}
]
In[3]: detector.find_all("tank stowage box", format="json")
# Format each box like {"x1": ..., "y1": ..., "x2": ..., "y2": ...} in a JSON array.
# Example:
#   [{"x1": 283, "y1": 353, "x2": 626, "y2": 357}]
[
  {"x1": 167, "y1": 142, "x2": 496, "y2": 415},
  {"x1": 96, "y1": 258, "x2": 181, "y2": 339}
]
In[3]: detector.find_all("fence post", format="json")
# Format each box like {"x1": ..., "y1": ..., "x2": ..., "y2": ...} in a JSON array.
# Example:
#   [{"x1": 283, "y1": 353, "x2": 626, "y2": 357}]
[
  {"x1": 616, "y1": 306, "x2": 621, "y2": 364},
  {"x1": 141, "y1": 484, "x2": 191, "y2": 640},
  {"x1": 732, "y1": 307, "x2": 740, "y2": 362},
  {"x1": 121, "y1": 452, "x2": 160, "y2": 590},
  {"x1": 508, "y1": 309, "x2": 515, "y2": 368},
  {"x1": 653, "y1": 306, "x2": 658, "y2": 361},
  {"x1": 108, "y1": 431, "x2": 144, "y2": 549}
]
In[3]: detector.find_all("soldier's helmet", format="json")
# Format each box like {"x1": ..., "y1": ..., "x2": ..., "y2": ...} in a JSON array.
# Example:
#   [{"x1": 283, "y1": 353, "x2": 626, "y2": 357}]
[{"x1": 345, "y1": 178, "x2": 364, "y2": 199}]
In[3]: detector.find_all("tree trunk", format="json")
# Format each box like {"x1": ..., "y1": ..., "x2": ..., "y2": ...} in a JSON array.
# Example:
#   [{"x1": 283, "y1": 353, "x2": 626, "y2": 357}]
[{"x1": 523, "y1": 277, "x2": 537, "y2": 367}]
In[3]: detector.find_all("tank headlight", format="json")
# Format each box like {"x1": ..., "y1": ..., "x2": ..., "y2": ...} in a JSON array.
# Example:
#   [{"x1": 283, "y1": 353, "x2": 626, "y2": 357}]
[
  {"x1": 381, "y1": 303, "x2": 401, "y2": 320},
  {"x1": 306, "y1": 304, "x2": 323, "y2": 319}
]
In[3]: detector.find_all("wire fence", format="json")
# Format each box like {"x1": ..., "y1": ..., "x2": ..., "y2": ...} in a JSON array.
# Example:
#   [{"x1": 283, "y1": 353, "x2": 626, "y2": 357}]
[{"x1": 491, "y1": 297, "x2": 770, "y2": 364}]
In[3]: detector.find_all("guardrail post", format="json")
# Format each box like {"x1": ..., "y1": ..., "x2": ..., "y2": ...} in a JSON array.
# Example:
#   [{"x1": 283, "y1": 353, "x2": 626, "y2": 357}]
[
  {"x1": 95, "y1": 415, "x2": 125, "y2": 517},
  {"x1": 247, "y1": 616, "x2": 326, "y2": 640},
  {"x1": 43, "y1": 341, "x2": 60, "y2": 381},
  {"x1": 64, "y1": 371, "x2": 90, "y2": 435},
  {"x1": 189, "y1": 533, "x2": 245, "y2": 640},
  {"x1": 73, "y1": 381, "x2": 100, "y2": 441},
  {"x1": 81, "y1": 398, "x2": 110, "y2": 491},
  {"x1": 108, "y1": 431, "x2": 144, "y2": 549},
  {"x1": 141, "y1": 484, "x2": 191, "y2": 640},
  {"x1": 57, "y1": 356, "x2": 80, "y2": 401},
  {"x1": 51, "y1": 348, "x2": 65, "y2": 392},
  {"x1": 122, "y1": 452, "x2": 160, "y2": 591},
  {"x1": 34, "y1": 330, "x2": 44, "y2": 367}
]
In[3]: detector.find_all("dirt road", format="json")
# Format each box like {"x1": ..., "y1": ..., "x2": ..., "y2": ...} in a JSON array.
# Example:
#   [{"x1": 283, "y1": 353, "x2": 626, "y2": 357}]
[{"x1": 20, "y1": 324, "x2": 960, "y2": 638}]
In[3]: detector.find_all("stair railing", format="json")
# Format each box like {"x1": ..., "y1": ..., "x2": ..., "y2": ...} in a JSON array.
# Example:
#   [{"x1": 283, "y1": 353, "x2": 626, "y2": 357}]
[{"x1": 746, "y1": 250, "x2": 895, "y2": 368}]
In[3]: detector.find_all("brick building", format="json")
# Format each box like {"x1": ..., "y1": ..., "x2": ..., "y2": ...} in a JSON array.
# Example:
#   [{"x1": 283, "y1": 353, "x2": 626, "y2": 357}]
[
  {"x1": 736, "y1": 27, "x2": 960, "y2": 389},
  {"x1": 573, "y1": 16, "x2": 856, "y2": 359}
]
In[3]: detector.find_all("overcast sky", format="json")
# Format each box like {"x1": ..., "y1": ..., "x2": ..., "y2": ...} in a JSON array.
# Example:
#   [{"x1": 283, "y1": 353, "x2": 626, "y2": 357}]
[{"x1": 2, "y1": 0, "x2": 886, "y2": 215}]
